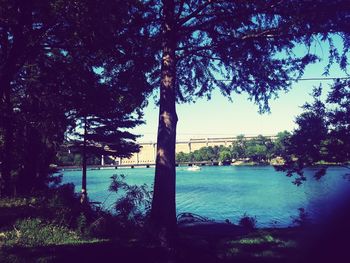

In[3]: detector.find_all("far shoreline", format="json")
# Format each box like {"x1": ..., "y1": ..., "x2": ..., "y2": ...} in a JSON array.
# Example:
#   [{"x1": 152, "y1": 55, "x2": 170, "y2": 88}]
[{"x1": 57, "y1": 162, "x2": 348, "y2": 171}]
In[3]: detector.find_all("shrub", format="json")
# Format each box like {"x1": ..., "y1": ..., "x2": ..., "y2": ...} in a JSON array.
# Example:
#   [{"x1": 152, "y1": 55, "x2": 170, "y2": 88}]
[
  {"x1": 109, "y1": 174, "x2": 152, "y2": 229},
  {"x1": 77, "y1": 212, "x2": 88, "y2": 235},
  {"x1": 292, "y1": 208, "x2": 309, "y2": 227},
  {"x1": 239, "y1": 213, "x2": 257, "y2": 230},
  {"x1": 41, "y1": 183, "x2": 83, "y2": 227}
]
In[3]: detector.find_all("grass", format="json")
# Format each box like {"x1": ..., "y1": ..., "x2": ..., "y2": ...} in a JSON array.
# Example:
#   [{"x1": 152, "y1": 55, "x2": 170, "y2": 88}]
[
  {"x1": 0, "y1": 196, "x2": 302, "y2": 263},
  {"x1": 217, "y1": 230, "x2": 300, "y2": 261},
  {"x1": 0, "y1": 196, "x2": 324, "y2": 263},
  {"x1": 1, "y1": 218, "x2": 103, "y2": 248},
  {"x1": 0, "y1": 181, "x2": 162, "y2": 261},
  {"x1": 178, "y1": 228, "x2": 302, "y2": 263},
  {"x1": 0, "y1": 197, "x2": 39, "y2": 208},
  {"x1": 0, "y1": 193, "x2": 108, "y2": 262}
]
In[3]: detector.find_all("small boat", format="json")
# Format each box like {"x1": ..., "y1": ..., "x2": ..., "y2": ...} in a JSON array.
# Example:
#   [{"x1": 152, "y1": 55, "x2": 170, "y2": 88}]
[{"x1": 187, "y1": 165, "x2": 201, "y2": 171}]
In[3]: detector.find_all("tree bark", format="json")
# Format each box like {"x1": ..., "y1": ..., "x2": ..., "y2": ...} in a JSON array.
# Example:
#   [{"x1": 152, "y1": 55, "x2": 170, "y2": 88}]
[
  {"x1": 80, "y1": 117, "x2": 88, "y2": 204},
  {"x1": 150, "y1": 0, "x2": 178, "y2": 247},
  {"x1": 18, "y1": 125, "x2": 39, "y2": 195},
  {"x1": 0, "y1": 76, "x2": 14, "y2": 197},
  {"x1": 0, "y1": 3, "x2": 30, "y2": 197}
]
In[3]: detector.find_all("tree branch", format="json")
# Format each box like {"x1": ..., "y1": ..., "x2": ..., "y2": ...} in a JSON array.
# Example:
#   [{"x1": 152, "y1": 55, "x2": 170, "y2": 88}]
[
  {"x1": 176, "y1": 44, "x2": 221, "y2": 62},
  {"x1": 178, "y1": 0, "x2": 216, "y2": 26},
  {"x1": 241, "y1": 28, "x2": 279, "y2": 40},
  {"x1": 176, "y1": 0, "x2": 186, "y2": 20},
  {"x1": 176, "y1": 44, "x2": 213, "y2": 52},
  {"x1": 180, "y1": 16, "x2": 219, "y2": 34},
  {"x1": 0, "y1": 25, "x2": 9, "y2": 63}
]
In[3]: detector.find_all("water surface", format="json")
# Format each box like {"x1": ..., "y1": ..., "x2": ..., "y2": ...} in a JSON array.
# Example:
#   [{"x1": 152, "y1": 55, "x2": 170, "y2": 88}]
[{"x1": 61, "y1": 165, "x2": 350, "y2": 227}]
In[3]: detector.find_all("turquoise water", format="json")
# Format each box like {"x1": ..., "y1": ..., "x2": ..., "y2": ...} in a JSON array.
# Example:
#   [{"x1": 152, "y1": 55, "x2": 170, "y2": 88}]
[{"x1": 61, "y1": 166, "x2": 350, "y2": 227}]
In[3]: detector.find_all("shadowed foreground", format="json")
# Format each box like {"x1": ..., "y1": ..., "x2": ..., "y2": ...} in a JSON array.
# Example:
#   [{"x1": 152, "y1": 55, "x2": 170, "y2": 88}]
[
  {"x1": 2, "y1": 219, "x2": 350, "y2": 263},
  {"x1": 2, "y1": 194, "x2": 350, "y2": 263},
  {"x1": 1, "y1": 224, "x2": 303, "y2": 263}
]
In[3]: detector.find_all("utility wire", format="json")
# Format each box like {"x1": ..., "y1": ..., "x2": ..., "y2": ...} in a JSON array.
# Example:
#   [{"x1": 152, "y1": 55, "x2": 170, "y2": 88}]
[{"x1": 215, "y1": 77, "x2": 350, "y2": 82}]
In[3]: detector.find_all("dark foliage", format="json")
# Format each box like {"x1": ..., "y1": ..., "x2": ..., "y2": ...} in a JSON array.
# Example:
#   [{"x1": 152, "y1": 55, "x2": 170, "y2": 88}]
[
  {"x1": 109, "y1": 174, "x2": 152, "y2": 229},
  {"x1": 275, "y1": 83, "x2": 350, "y2": 185},
  {"x1": 238, "y1": 213, "x2": 257, "y2": 230},
  {"x1": 0, "y1": 0, "x2": 155, "y2": 197}
]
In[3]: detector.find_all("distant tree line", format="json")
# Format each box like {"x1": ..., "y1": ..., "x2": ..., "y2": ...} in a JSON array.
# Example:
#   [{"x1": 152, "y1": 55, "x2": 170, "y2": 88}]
[{"x1": 176, "y1": 132, "x2": 291, "y2": 164}]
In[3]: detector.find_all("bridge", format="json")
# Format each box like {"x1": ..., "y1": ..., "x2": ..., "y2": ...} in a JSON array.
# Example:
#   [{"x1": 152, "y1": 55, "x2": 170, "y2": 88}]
[
  {"x1": 58, "y1": 161, "x2": 222, "y2": 171},
  {"x1": 113, "y1": 135, "x2": 277, "y2": 167},
  {"x1": 59, "y1": 135, "x2": 277, "y2": 170}
]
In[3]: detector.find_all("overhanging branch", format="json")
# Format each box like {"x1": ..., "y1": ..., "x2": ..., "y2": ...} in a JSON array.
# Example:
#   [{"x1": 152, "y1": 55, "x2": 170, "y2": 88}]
[
  {"x1": 241, "y1": 28, "x2": 279, "y2": 40},
  {"x1": 178, "y1": 0, "x2": 217, "y2": 26}
]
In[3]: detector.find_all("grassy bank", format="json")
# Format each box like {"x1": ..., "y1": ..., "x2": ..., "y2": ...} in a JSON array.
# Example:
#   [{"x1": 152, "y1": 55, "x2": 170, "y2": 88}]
[
  {"x1": 2, "y1": 195, "x2": 347, "y2": 263},
  {"x1": 0, "y1": 196, "x2": 305, "y2": 263}
]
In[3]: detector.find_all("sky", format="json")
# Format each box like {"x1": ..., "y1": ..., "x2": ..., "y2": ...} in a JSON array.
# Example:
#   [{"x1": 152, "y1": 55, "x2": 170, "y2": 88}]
[{"x1": 133, "y1": 39, "x2": 349, "y2": 143}]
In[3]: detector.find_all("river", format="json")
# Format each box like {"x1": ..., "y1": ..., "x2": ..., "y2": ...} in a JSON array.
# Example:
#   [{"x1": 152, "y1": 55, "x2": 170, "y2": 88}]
[{"x1": 60, "y1": 165, "x2": 350, "y2": 227}]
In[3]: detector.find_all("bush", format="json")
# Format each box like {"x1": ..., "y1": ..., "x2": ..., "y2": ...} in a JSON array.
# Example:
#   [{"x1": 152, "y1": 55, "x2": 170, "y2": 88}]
[
  {"x1": 239, "y1": 213, "x2": 257, "y2": 230},
  {"x1": 292, "y1": 208, "x2": 309, "y2": 227},
  {"x1": 109, "y1": 174, "x2": 152, "y2": 229},
  {"x1": 0, "y1": 182, "x2": 115, "y2": 250},
  {"x1": 41, "y1": 183, "x2": 83, "y2": 227}
]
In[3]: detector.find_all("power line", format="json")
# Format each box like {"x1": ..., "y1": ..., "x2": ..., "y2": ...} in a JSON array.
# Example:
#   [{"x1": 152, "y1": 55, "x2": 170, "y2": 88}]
[
  {"x1": 139, "y1": 132, "x2": 272, "y2": 135},
  {"x1": 215, "y1": 77, "x2": 350, "y2": 82},
  {"x1": 293, "y1": 77, "x2": 350, "y2": 81}
]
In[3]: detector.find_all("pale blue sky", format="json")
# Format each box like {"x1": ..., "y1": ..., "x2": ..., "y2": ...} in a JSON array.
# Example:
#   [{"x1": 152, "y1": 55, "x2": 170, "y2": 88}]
[{"x1": 134, "y1": 39, "x2": 349, "y2": 142}]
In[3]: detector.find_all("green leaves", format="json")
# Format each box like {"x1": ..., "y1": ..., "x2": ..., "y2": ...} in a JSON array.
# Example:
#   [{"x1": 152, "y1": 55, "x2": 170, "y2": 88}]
[{"x1": 276, "y1": 81, "x2": 350, "y2": 184}]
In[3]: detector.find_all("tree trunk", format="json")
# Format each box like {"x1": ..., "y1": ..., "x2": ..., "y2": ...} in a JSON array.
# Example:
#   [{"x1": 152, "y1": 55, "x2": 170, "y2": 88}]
[
  {"x1": 0, "y1": 3, "x2": 32, "y2": 197},
  {"x1": 0, "y1": 77, "x2": 14, "y2": 197},
  {"x1": 18, "y1": 125, "x2": 39, "y2": 195},
  {"x1": 80, "y1": 117, "x2": 88, "y2": 204},
  {"x1": 150, "y1": 0, "x2": 178, "y2": 247}
]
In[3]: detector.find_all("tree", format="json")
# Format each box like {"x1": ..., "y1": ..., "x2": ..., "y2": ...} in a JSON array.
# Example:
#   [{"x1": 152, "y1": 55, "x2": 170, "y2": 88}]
[
  {"x1": 65, "y1": 0, "x2": 155, "y2": 204},
  {"x1": 275, "y1": 87, "x2": 329, "y2": 185},
  {"x1": 231, "y1": 135, "x2": 247, "y2": 160},
  {"x1": 0, "y1": 0, "x2": 155, "y2": 197},
  {"x1": 69, "y1": 84, "x2": 147, "y2": 204},
  {"x1": 190, "y1": 146, "x2": 219, "y2": 162},
  {"x1": 0, "y1": 0, "x2": 58, "y2": 196},
  {"x1": 0, "y1": 30, "x2": 90, "y2": 195},
  {"x1": 246, "y1": 145, "x2": 267, "y2": 163},
  {"x1": 0, "y1": 0, "x2": 99, "y2": 196},
  {"x1": 251, "y1": 135, "x2": 275, "y2": 162},
  {"x1": 244, "y1": 135, "x2": 274, "y2": 163},
  {"x1": 9, "y1": 50, "x2": 76, "y2": 195},
  {"x1": 273, "y1": 131, "x2": 291, "y2": 157},
  {"x1": 276, "y1": 82, "x2": 350, "y2": 185},
  {"x1": 219, "y1": 150, "x2": 232, "y2": 164},
  {"x1": 145, "y1": 0, "x2": 350, "y2": 243},
  {"x1": 326, "y1": 80, "x2": 350, "y2": 164},
  {"x1": 175, "y1": 152, "x2": 190, "y2": 162}
]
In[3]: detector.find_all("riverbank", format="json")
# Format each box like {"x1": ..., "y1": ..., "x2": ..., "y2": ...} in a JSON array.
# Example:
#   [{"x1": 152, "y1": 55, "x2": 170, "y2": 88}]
[
  {"x1": 2, "y1": 196, "x2": 349, "y2": 262},
  {"x1": 0, "y1": 228, "x2": 304, "y2": 263},
  {"x1": 0, "y1": 196, "x2": 300, "y2": 262},
  {"x1": 0, "y1": 196, "x2": 302, "y2": 263}
]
